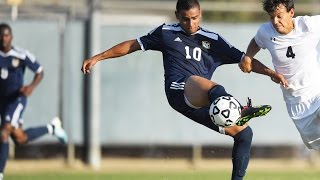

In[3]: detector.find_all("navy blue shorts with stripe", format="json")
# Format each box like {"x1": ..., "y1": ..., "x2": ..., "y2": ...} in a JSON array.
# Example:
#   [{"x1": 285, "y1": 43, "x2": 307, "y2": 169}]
[
  {"x1": 165, "y1": 80, "x2": 220, "y2": 133},
  {"x1": 0, "y1": 95, "x2": 27, "y2": 128}
]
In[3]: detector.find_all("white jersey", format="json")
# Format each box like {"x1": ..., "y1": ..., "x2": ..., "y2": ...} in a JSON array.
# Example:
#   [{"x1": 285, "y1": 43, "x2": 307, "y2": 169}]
[{"x1": 255, "y1": 15, "x2": 320, "y2": 119}]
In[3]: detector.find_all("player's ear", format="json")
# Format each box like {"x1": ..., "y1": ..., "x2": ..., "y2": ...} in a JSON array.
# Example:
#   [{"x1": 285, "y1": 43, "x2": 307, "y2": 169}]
[
  {"x1": 289, "y1": 8, "x2": 294, "y2": 17},
  {"x1": 175, "y1": 11, "x2": 179, "y2": 20}
]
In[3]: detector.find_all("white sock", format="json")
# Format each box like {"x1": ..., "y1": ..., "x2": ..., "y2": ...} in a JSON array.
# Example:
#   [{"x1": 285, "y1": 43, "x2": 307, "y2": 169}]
[
  {"x1": 0, "y1": 173, "x2": 3, "y2": 179},
  {"x1": 47, "y1": 124, "x2": 54, "y2": 134}
]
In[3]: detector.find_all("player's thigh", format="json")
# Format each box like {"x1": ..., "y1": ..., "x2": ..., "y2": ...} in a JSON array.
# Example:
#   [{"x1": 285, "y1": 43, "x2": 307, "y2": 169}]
[
  {"x1": 167, "y1": 87, "x2": 246, "y2": 137},
  {"x1": 166, "y1": 84, "x2": 219, "y2": 132},
  {"x1": 184, "y1": 75, "x2": 217, "y2": 107},
  {"x1": 187, "y1": 106, "x2": 222, "y2": 133},
  {"x1": 188, "y1": 107, "x2": 248, "y2": 136}
]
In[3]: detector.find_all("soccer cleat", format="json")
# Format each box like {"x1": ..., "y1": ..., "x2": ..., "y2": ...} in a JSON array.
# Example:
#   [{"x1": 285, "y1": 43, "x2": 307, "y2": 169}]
[
  {"x1": 236, "y1": 97, "x2": 272, "y2": 126},
  {"x1": 51, "y1": 117, "x2": 68, "y2": 144}
]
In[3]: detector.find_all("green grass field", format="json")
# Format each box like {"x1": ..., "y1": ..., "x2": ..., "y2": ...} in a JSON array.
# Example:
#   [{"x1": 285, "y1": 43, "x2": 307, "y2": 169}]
[
  {"x1": 5, "y1": 170, "x2": 320, "y2": 180},
  {"x1": 5, "y1": 158, "x2": 320, "y2": 180}
]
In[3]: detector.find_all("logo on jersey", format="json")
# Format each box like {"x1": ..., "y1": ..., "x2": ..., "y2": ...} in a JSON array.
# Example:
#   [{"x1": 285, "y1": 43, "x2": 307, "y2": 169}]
[
  {"x1": 12, "y1": 58, "x2": 20, "y2": 67},
  {"x1": 174, "y1": 37, "x2": 182, "y2": 42},
  {"x1": 5, "y1": 115, "x2": 11, "y2": 122},
  {"x1": 202, "y1": 41, "x2": 210, "y2": 49},
  {"x1": 170, "y1": 81, "x2": 185, "y2": 90}
]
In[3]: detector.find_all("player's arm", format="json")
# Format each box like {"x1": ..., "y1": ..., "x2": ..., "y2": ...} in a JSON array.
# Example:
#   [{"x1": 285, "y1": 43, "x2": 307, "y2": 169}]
[
  {"x1": 81, "y1": 39, "x2": 141, "y2": 74},
  {"x1": 240, "y1": 38, "x2": 288, "y2": 87},
  {"x1": 250, "y1": 59, "x2": 288, "y2": 87},
  {"x1": 20, "y1": 70, "x2": 44, "y2": 97},
  {"x1": 239, "y1": 38, "x2": 260, "y2": 73}
]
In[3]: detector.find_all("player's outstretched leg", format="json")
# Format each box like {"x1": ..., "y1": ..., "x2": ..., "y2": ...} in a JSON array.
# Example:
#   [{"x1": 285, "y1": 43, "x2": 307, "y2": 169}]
[
  {"x1": 51, "y1": 117, "x2": 68, "y2": 144},
  {"x1": 236, "y1": 98, "x2": 272, "y2": 126}
]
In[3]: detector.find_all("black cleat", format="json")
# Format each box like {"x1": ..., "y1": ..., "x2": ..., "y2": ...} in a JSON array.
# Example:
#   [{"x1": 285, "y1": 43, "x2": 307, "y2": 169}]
[{"x1": 236, "y1": 97, "x2": 272, "y2": 126}]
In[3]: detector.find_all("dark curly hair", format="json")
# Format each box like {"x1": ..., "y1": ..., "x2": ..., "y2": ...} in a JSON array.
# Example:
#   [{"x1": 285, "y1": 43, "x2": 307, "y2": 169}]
[
  {"x1": 263, "y1": 0, "x2": 294, "y2": 13},
  {"x1": 0, "y1": 23, "x2": 12, "y2": 34},
  {"x1": 176, "y1": 0, "x2": 200, "y2": 13}
]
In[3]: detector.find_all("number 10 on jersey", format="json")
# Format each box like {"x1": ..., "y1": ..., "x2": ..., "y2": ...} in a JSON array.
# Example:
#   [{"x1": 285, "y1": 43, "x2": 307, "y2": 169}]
[{"x1": 185, "y1": 46, "x2": 202, "y2": 61}]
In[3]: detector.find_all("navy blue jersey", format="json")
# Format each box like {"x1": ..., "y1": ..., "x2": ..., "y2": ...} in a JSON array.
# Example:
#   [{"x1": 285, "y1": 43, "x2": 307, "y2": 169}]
[
  {"x1": 137, "y1": 23, "x2": 244, "y2": 90},
  {"x1": 0, "y1": 46, "x2": 42, "y2": 98}
]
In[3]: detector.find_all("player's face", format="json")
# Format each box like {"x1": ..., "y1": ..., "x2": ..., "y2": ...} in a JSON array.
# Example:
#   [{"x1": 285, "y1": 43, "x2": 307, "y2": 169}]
[
  {"x1": 0, "y1": 28, "x2": 12, "y2": 51},
  {"x1": 268, "y1": 4, "x2": 294, "y2": 35},
  {"x1": 176, "y1": 6, "x2": 201, "y2": 35}
]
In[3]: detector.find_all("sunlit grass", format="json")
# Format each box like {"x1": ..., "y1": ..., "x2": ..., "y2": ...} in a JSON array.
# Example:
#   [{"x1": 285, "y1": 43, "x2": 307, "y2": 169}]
[{"x1": 5, "y1": 169, "x2": 320, "y2": 180}]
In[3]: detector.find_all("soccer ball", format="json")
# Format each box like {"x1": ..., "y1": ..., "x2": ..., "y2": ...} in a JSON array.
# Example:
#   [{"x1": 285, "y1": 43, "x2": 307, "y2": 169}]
[{"x1": 209, "y1": 96, "x2": 242, "y2": 127}]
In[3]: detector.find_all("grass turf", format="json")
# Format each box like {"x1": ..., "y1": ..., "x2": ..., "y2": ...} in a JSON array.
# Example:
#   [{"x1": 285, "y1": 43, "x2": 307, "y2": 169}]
[{"x1": 5, "y1": 169, "x2": 320, "y2": 180}]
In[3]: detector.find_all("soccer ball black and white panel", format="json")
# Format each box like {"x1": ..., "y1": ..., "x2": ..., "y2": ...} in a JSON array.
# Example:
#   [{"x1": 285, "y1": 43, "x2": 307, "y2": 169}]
[{"x1": 209, "y1": 96, "x2": 242, "y2": 127}]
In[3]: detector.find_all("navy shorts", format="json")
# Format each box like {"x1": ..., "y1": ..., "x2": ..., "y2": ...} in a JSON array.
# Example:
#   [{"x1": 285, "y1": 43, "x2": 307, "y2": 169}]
[
  {"x1": 0, "y1": 95, "x2": 27, "y2": 128},
  {"x1": 165, "y1": 80, "x2": 220, "y2": 133}
]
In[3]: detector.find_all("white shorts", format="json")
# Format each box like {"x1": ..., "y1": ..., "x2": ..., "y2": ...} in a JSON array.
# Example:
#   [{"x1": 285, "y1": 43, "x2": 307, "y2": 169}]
[
  {"x1": 292, "y1": 107, "x2": 320, "y2": 149},
  {"x1": 287, "y1": 94, "x2": 320, "y2": 149}
]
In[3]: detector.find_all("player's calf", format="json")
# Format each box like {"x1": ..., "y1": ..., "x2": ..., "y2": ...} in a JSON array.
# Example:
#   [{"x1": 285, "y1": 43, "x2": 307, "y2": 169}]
[{"x1": 232, "y1": 126, "x2": 253, "y2": 180}]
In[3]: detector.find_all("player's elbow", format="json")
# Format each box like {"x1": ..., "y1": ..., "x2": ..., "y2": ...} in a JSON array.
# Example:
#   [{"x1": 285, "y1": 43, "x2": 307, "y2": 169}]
[
  {"x1": 238, "y1": 63, "x2": 252, "y2": 73},
  {"x1": 36, "y1": 71, "x2": 44, "y2": 81},
  {"x1": 239, "y1": 56, "x2": 253, "y2": 73}
]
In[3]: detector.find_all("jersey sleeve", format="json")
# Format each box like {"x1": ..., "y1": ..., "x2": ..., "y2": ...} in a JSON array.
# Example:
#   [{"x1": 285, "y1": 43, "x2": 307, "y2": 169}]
[
  {"x1": 254, "y1": 23, "x2": 269, "y2": 49},
  {"x1": 303, "y1": 15, "x2": 320, "y2": 37},
  {"x1": 212, "y1": 35, "x2": 244, "y2": 64},
  {"x1": 24, "y1": 50, "x2": 43, "y2": 73},
  {"x1": 137, "y1": 24, "x2": 164, "y2": 51}
]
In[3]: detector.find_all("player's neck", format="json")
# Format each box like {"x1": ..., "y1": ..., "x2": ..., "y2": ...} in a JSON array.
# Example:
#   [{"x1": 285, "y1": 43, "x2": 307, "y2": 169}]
[
  {"x1": 283, "y1": 20, "x2": 295, "y2": 35},
  {"x1": 290, "y1": 20, "x2": 295, "y2": 31},
  {"x1": 0, "y1": 46, "x2": 11, "y2": 53}
]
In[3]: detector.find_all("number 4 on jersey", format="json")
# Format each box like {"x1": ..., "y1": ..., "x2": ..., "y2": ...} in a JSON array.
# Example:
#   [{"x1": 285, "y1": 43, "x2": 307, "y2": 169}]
[{"x1": 286, "y1": 46, "x2": 295, "y2": 59}]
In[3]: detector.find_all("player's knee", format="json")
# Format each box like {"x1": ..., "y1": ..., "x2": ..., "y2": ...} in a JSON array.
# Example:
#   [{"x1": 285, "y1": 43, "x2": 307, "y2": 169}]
[
  {"x1": 235, "y1": 126, "x2": 253, "y2": 143},
  {"x1": 11, "y1": 133, "x2": 28, "y2": 145},
  {"x1": 208, "y1": 85, "x2": 230, "y2": 102}
]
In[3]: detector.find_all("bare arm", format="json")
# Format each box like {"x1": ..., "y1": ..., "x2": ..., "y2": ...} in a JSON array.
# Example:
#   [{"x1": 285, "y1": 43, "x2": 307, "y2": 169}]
[
  {"x1": 251, "y1": 59, "x2": 288, "y2": 87},
  {"x1": 20, "y1": 71, "x2": 44, "y2": 97},
  {"x1": 239, "y1": 38, "x2": 288, "y2": 87},
  {"x1": 81, "y1": 39, "x2": 141, "y2": 74},
  {"x1": 239, "y1": 38, "x2": 261, "y2": 73}
]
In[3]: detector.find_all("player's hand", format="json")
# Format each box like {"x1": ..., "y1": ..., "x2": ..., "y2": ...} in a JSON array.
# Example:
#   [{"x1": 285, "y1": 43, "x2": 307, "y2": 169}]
[
  {"x1": 238, "y1": 56, "x2": 252, "y2": 73},
  {"x1": 270, "y1": 72, "x2": 288, "y2": 88},
  {"x1": 19, "y1": 85, "x2": 34, "y2": 97},
  {"x1": 81, "y1": 58, "x2": 98, "y2": 74}
]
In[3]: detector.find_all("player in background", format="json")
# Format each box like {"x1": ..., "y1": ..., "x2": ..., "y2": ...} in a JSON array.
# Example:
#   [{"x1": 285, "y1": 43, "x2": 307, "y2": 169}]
[
  {"x1": 0, "y1": 23, "x2": 68, "y2": 180},
  {"x1": 240, "y1": 0, "x2": 320, "y2": 150},
  {"x1": 81, "y1": 0, "x2": 278, "y2": 179}
]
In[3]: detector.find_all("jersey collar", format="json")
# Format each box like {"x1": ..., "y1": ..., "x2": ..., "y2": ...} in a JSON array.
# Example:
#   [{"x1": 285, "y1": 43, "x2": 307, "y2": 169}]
[
  {"x1": 179, "y1": 24, "x2": 201, "y2": 35},
  {"x1": 0, "y1": 46, "x2": 14, "y2": 57}
]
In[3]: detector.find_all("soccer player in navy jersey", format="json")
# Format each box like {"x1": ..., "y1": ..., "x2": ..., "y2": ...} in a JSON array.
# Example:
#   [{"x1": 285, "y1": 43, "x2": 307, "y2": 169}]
[
  {"x1": 81, "y1": 0, "x2": 278, "y2": 179},
  {"x1": 0, "y1": 23, "x2": 68, "y2": 180}
]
